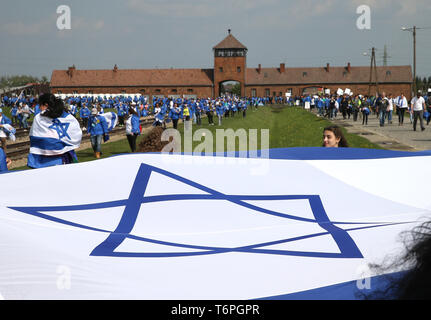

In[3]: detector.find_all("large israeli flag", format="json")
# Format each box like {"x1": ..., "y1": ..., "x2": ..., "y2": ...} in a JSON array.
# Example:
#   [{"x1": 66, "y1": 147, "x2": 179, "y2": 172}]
[
  {"x1": 0, "y1": 148, "x2": 430, "y2": 299},
  {"x1": 29, "y1": 112, "x2": 82, "y2": 156}
]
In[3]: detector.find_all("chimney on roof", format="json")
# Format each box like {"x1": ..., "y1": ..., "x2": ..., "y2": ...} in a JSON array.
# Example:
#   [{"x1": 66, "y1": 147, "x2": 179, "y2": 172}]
[
  {"x1": 280, "y1": 63, "x2": 285, "y2": 73},
  {"x1": 258, "y1": 64, "x2": 261, "y2": 74},
  {"x1": 325, "y1": 63, "x2": 330, "y2": 72},
  {"x1": 113, "y1": 64, "x2": 118, "y2": 72},
  {"x1": 67, "y1": 65, "x2": 76, "y2": 77},
  {"x1": 346, "y1": 62, "x2": 351, "y2": 73}
]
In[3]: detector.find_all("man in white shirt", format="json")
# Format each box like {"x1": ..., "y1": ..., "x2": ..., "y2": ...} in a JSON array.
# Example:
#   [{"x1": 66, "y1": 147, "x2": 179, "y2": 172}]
[
  {"x1": 21, "y1": 103, "x2": 31, "y2": 131},
  {"x1": 411, "y1": 91, "x2": 426, "y2": 131}
]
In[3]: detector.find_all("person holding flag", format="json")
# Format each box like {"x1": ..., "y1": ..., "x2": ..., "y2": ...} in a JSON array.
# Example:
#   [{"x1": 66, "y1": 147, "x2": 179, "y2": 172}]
[{"x1": 27, "y1": 93, "x2": 82, "y2": 169}]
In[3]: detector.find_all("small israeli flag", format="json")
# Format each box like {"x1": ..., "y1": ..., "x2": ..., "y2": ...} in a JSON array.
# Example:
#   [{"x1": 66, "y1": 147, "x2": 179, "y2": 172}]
[
  {"x1": 101, "y1": 112, "x2": 118, "y2": 132},
  {"x1": 29, "y1": 111, "x2": 82, "y2": 156}
]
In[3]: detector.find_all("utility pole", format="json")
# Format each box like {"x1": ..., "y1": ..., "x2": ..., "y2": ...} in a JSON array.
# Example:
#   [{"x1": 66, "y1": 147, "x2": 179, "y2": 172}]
[
  {"x1": 401, "y1": 25, "x2": 431, "y2": 97},
  {"x1": 367, "y1": 47, "x2": 379, "y2": 97},
  {"x1": 413, "y1": 26, "x2": 416, "y2": 94}
]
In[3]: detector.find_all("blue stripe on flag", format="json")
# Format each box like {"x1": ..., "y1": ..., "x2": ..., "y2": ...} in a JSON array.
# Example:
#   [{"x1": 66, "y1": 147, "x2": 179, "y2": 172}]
[
  {"x1": 257, "y1": 271, "x2": 407, "y2": 300},
  {"x1": 30, "y1": 136, "x2": 73, "y2": 151},
  {"x1": 134, "y1": 147, "x2": 431, "y2": 160},
  {"x1": 27, "y1": 153, "x2": 63, "y2": 168}
]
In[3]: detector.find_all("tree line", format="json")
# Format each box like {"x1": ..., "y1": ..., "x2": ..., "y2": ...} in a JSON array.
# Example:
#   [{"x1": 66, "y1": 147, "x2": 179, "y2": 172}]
[
  {"x1": 415, "y1": 76, "x2": 431, "y2": 92},
  {"x1": 0, "y1": 75, "x2": 49, "y2": 90}
]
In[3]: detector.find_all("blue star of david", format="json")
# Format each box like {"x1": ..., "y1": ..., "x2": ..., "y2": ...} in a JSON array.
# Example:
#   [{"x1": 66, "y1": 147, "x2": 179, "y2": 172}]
[
  {"x1": 49, "y1": 119, "x2": 70, "y2": 139},
  {"x1": 8, "y1": 163, "x2": 411, "y2": 259}
]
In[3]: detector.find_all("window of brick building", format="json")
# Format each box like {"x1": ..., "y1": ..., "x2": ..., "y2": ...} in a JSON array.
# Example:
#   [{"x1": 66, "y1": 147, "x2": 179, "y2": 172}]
[
  {"x1": 187, "y1": 89, "x2": 193, "y2": 93},
  {"x1": 237, "y1": 66, "x2": 241, "y2": 73},
  {"x1": 265, "y1": 89, "x2": 270, "y2": 96},
  {"x1": 155, "y1": 89, "x2": 161, "y2": 93},
  {"x1": 251, "y1": 89, "x2": 256, "y2": 97},
  {"x1": 219, "y1": 67, "x2": 223, "y2": 73},
  {"x1": 172, "y1": 89, "x2": 177, "y2": 93}
]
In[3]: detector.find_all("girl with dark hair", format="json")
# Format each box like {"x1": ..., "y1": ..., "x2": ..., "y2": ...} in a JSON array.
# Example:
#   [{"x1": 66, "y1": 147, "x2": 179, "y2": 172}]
[
  {"x1": 322, "y1": 125, "x2": 349, "y2": 148},
  {"x1": 361, "y1": 220, "x2": 431, "y2": 300},
  {"x1": 27, "y1": 93, "x2": 82, "y2": 168},
  {"x1": 361, "y1": 95, "x2": 371, "y2": 125}
]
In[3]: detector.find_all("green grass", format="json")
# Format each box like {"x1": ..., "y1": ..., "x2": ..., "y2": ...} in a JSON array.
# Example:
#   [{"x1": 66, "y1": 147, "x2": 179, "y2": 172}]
[
  {"x1": 176, "y1": 105, "x2": 383, "y2": 151},
  {"x1": 75, "y1": 136, "x2": 146, "y2": 162},
  {"x1": 10, "y1": 105, "x2": 382, "y2": 171}
]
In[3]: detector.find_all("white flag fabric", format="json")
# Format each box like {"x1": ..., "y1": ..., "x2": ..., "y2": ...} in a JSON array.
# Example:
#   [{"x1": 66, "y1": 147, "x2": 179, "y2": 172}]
[
  {"x1": 0, "y1": 124, "x2": 16, "y2": 142},
  {"x1": 29, "y1": 112, "x2": 82, "y2": 156},
  {"x1": 101, "y1": 112, "x2": 118, "y2": 132},
  {"x1": 1, "y1": 148, "x2": 431, "y2": 299}
]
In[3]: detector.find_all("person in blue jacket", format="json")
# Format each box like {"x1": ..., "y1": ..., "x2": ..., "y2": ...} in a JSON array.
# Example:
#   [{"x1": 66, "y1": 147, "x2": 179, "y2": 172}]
[
  {"x1": 117, "y1": 102, "x2": 127, "y2": 127},
  {"x1": 216, "y1": 102, "x2": 224, "y2": 126},
  {"x1": 87, "y1": 108, "x2": 108, "y2": 159},
  {"x1": 169, "y1": 103, "x2": 181, "y2": 129},
  {"x1": 125, "y1": 107, "x2": 141, "y2": 152},
  {"x1": 0, "y1": 108, "x2": 12, "y2": 155},
  {"x1": 79, "y1": 103, "x2": 90, "y2": 131},
  {"x1": 0, "y1": 146, "x2": 11, "y2": 173}
]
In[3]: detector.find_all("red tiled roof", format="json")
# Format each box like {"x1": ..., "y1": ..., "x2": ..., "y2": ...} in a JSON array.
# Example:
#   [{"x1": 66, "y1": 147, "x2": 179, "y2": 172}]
[
  {"x1": 213, "y1": 34, "x2": 247, "y2": 50},
  {"x1": 50, "y1": 68, "x2": 214, "y2": 87},
  {"x1": 246, "y1": 65, "x2": 412, "y2": 85},
  {"x1": 50, "y1": 65, "x2": 412, "y2": 88}
]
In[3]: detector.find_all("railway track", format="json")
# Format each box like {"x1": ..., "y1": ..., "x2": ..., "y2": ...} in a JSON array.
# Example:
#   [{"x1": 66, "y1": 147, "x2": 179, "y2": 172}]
[{"x1": 6, "y1": 117, "x2": 156, "y2": 161}]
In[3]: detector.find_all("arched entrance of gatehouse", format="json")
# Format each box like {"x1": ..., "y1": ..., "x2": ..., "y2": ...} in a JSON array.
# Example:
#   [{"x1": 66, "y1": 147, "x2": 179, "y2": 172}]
[{"x1": 219, "y1": 80, "x2": 241, "y2": 97}]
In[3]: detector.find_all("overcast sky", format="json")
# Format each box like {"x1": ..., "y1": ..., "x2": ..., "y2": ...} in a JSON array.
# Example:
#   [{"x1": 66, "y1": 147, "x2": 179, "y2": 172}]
[{"x1": 1, "y1": 0, "x2": 430, "y2": 80}]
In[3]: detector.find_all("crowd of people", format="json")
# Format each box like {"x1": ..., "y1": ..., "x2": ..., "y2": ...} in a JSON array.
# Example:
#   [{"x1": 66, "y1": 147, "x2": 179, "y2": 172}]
[
  {"x1": 1, "y1": 89, "x2": 430, "y2": 173},
  {"x1": 295, "y1": 90, "x2": 431, "y2": 130},
  {"x1": 0, "y1": 93, "x2": 276, "y2": 172}
]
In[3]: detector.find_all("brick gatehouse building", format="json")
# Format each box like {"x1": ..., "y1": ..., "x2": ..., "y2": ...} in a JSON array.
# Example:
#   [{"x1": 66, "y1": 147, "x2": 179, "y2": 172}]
[{"x1": 50, "y1": 31, "x2": 413, "y2": 100}]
